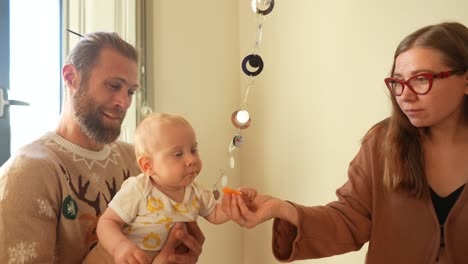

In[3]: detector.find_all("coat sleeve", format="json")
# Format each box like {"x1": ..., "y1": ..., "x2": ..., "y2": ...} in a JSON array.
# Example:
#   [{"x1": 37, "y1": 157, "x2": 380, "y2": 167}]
[
  {"x1": 0, "y1": 153, "x2": 61, "y2": 263},
  {"x1": 272, "y1": 133, "x2": 379, "y2": 261}
]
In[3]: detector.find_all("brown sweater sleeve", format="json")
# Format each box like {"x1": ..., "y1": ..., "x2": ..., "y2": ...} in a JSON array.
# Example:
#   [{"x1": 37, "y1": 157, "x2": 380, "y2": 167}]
[
  {"x1": 271, "y1": 126, "x2": 383, "y2": 261},
  {"x1": 272, "y1": 205, "x2": 299, "y2": 261},
  {"x1": 0, "y1": 152, "x2": 60, "y2": 263}
]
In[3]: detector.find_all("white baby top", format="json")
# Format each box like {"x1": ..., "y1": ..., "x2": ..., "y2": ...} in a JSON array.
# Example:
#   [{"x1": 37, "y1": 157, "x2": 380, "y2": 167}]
[{"x1": 108, "y1": 173, "x2": 216, "y2": 251}]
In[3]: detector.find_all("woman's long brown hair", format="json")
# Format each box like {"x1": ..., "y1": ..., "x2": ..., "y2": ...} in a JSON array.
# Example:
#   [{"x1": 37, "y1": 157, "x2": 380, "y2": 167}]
[{"x1": 382, "y1": 22, "x2": 468, "y2": 197}]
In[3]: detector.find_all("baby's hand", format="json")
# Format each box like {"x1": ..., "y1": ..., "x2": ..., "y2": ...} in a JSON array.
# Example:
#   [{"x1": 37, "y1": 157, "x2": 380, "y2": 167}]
[
  {"x1": 222, "y1": 187, "x2": 279, "y2": 229},
  {"x1": 114, "y1": 239, "x2": 151, "y2": 264},
  {"x1": 223, "y1": 186, "x2": 258, "y2": 211}
]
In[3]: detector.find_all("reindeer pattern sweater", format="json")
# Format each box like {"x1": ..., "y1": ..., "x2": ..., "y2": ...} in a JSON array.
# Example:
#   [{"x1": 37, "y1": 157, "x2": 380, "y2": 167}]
[{"x1": 0, "y1": 132, "x2": 140, "y2": 264}]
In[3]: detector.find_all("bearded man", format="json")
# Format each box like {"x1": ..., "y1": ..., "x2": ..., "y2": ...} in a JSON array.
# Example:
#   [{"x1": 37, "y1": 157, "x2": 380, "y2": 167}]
[{"x1": 0, "y1": 32, "x2": 204, "y2": 264}]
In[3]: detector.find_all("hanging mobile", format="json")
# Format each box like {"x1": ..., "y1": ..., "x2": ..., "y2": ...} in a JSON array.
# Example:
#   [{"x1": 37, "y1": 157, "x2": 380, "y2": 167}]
[
  {"x1": 212, "y1": 0, "x2": 274, "y2": 200},
  {"x1": 242, "y1": 54, "x2": 264, "y2": 76},
  {"x1": 251, "y1": 0, "x2": 275, "y2": 16}
]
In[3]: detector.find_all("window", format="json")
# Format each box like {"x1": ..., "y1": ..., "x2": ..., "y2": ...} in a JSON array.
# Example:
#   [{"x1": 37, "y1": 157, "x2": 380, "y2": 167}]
[{"x1": 9, "y1": 0, "x2": 61, "y2": 153}]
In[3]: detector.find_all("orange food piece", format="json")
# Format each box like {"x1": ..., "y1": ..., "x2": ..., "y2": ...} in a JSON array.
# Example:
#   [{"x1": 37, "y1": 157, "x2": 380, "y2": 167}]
[{"x1": 223, "y1": 187, "x2": 242, "y2": 195}]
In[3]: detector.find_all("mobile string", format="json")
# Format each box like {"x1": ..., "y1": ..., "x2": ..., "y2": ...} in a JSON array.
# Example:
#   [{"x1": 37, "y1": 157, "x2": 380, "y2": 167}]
[{"x1": 212, "y1": 0, "x2": 275, "y2": 200}]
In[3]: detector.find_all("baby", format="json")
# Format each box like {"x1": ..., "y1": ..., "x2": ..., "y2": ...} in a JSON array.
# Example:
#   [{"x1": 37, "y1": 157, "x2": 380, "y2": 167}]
[{"x1": 86, "y1": 113, "x2": 253, "y2": 263}]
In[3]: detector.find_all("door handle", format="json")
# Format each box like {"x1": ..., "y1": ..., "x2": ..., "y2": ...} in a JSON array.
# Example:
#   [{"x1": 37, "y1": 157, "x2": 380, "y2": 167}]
[{"x1": 0, "y1": 87, "x2": 29, "y2": 119}]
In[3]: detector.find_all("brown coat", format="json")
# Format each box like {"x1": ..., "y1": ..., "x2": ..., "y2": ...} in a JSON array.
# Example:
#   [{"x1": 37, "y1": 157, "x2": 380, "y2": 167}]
[{"x1": 272, "y1": 123, "x2": 468, "y2": 264}]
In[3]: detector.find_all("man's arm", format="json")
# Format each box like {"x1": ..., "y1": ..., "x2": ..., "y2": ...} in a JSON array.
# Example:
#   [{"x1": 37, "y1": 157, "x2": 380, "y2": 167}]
[{"x1": 0, "y1": 156, "x2": 60, "y2": 263}]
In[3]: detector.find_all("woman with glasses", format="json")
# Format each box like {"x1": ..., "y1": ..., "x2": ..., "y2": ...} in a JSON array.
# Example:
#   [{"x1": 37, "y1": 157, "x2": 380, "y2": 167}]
[{"x1": 222, "y1": 22, "x2": 468, "y2": 263}]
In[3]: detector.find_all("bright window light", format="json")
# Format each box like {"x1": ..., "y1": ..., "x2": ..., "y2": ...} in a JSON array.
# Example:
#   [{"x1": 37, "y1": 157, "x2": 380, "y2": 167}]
[{"x1": 10, "y1": 0, "x2": 61, "y2": 154}]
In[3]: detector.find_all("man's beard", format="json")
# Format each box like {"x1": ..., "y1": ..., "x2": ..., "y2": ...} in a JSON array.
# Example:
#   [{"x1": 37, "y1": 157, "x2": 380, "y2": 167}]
[{"x1": 73, "y1": 86, "x2": 125, "y2": 144}]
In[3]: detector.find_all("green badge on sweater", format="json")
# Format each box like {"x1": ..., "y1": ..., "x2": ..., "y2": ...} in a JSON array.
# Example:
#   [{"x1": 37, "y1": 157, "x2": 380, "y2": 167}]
[{"x1": 62, "y1": 195, "x2": 78, "y2": 220}]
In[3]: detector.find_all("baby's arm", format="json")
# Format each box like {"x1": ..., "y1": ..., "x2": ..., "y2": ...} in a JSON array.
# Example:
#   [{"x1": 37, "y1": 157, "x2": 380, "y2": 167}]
[
  {"x1": 205, "y1": 187, "x2": 257, "y2": 224},
  {"x1": 97, "y1": 208, "x2": 151, "y2": 263},
  {"x1": 204, "y1": 203, "x2": 229, "y2": 224}
]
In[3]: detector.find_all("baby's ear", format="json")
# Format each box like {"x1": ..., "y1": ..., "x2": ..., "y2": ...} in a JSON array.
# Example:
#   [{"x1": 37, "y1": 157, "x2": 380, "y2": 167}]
[{"x1": 137, "y1": 156, "x2": 152, "y2": 173}]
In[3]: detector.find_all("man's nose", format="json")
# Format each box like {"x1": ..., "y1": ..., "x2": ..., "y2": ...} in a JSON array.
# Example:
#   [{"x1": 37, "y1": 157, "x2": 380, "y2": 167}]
[{"x1": 114, "y1": 89, "x2": 132, "y2": 110}]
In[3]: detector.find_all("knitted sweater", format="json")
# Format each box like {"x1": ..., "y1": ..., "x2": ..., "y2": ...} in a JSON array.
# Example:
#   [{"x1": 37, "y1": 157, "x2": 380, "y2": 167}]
[
  {"x1": 272, "y1": 122, "x2": 468, "y2": 264},
  {"x1": 0, "y1": 132, "x2": 140, "y2": 264}
]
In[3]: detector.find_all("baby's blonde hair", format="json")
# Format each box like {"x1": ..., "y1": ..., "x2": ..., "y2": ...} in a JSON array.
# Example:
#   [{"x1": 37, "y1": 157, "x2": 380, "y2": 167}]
[{"x1": 133, "y1": 113, "x2": 192, "y2": 158}]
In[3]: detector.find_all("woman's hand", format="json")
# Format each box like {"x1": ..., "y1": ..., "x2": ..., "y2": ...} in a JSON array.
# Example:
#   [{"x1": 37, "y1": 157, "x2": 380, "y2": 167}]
[{"x1": 222, "y1": 189, "x2": 283, "y2": 228}]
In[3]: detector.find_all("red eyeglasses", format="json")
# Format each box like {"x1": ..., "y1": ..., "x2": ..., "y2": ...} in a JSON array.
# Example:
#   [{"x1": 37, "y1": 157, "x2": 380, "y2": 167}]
[{"x1": 384, "y1": 70, "x2": 462, "y2": 96}]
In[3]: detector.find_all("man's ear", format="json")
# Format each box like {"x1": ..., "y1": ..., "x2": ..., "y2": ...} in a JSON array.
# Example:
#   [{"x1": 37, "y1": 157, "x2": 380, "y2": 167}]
[
  {"x1": 62, "y1": 64, "x2": 80, "y2": 92},
  {"x1": 137, "y1": 156, "x2": 152, "y2": 174}
]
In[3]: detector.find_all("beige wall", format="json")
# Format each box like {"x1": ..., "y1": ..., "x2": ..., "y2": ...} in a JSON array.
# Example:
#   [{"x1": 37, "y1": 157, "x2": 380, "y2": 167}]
[
  {"x1": 148, "y1": 1, "x2": 243, "y2": 264},
  {"x1": 149, "y1": 0, "x2": 468, "y2": 263}
]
